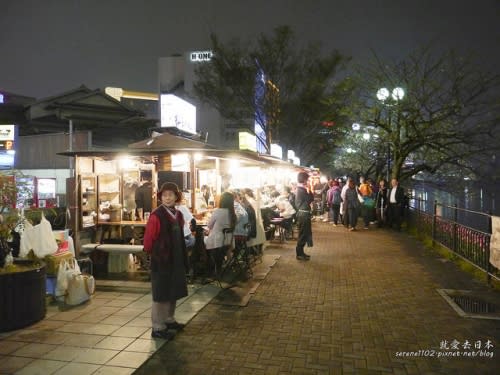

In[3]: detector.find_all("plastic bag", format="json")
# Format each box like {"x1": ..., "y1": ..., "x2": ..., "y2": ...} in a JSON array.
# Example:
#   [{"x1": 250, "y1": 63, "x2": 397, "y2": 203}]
[
  {"x1": 55, "y1": 258, "x2": 80, "y2": 300},
  {"x1": 66, "y1": 272, "x2": 95, "y2": 305},
  {"x1": 19, "y1": 221, "x2": 35, "y2": 258},
  {"x1": 32, "y1": 212, "x2": 58, "y2": 257}
]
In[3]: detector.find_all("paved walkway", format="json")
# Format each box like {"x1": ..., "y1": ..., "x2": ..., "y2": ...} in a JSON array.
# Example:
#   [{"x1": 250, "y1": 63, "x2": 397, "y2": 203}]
[
  {"x1": 0, "y1": 280, "x2": 220, "y2": 374},
  {"x1": 133, "y1": 222, "x2": 500, "y2": 374}
]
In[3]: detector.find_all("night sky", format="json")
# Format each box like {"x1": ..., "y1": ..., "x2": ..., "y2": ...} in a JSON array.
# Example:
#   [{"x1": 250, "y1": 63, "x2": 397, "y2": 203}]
[{"x1": 1, "y1": 0, "x2": 499, "y2": 99}]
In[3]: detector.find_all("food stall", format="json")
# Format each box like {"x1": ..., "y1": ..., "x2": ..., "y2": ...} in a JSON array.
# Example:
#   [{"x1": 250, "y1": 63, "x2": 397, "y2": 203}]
[{"x1": 60, "y1": 132, "x2": 299, "y2": 274}]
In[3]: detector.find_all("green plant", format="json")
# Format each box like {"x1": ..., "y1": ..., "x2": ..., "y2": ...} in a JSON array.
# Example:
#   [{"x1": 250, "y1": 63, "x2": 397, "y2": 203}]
[{"x1": 0, "y1": 171, "x2": 33, "y2": 268}]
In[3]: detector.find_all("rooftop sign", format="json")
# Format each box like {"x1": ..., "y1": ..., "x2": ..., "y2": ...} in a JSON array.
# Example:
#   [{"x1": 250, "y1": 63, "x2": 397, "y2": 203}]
[
  {"x1": 190, "y1": 50, "x2": 213, "y2": 62},
  {"x1": 160, "y1": 94, "x2": 197, "y2": 135}
]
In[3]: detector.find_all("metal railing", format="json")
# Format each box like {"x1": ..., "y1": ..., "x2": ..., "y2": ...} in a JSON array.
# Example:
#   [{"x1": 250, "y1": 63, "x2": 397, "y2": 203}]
[{"x1": 407, "y1": 197, "x2": 498, "y2": 284}]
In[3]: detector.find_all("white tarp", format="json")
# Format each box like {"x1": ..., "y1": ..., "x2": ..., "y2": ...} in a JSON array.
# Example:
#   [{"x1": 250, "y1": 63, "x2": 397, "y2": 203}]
[{"x1": 489, "y1": 215, "x2": 500, "y2": 269}]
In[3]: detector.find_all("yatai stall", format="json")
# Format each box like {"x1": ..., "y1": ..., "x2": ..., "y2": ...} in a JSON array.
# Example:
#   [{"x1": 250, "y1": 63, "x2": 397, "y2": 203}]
[{"x1": 60, "y1": 133, "x2": 298, "y2": 266}]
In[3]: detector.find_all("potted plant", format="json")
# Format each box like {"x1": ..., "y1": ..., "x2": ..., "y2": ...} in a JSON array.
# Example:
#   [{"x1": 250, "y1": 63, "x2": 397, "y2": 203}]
[{"x1": 0, "y1": 171, "x2": 47, "y2": 332}]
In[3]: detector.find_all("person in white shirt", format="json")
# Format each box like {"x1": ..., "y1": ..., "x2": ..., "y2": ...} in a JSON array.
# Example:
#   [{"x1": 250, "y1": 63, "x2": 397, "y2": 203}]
[
  {"x1": 275, "y1": 191, "x2": 296, "y2": 238},
  {"x1": 175, "y1": 202, "x2": 195, "y2": 247},
  {"x1": 204, "y1": 192, "x2": 237, "y2": 274},
  {"x1": 387, "y1": 178, "x2": 405, "y2": 231}
]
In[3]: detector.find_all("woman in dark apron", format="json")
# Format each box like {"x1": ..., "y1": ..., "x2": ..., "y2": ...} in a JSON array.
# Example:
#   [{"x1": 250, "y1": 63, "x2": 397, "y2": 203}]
[{"x1": 143, "y1": 182, "x2": 188, "y2": 340}]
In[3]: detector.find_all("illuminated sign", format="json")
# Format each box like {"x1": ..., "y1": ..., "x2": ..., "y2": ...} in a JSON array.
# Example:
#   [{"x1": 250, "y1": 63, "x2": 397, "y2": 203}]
[
  {"x1": 238, "y1": 132, "x2": 257, "y2": 152},
  {"x1": 0, "y1": 124, "x2": 16, "y2": 169},
  {"x1": 0, "y1": 140, "x2": 14, "y2": 150},
  {"x1": 0, "y1": 93, "x2": 4, "y2": 104},
  {"x1": 171, "y1": 153, "x2": 190, "y2": 172},
  {"x1": 270, "y1": 144, "x2": 283, "y2": 159},
  {"x1": 160, "y1": 94, "x2": 197, "y2": 135},
  {"x1": 0, "y1": 125, "x2": 15, "y2": 141},
  {"x1": 190, "y1": 50, "x2": 213, "y2": 62}
]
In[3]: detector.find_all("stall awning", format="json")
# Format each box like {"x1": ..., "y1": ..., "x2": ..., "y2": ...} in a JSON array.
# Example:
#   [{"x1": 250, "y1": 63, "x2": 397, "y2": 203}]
[{"x1": 128, "y1": 132, "x2": 215, "y2": 150}]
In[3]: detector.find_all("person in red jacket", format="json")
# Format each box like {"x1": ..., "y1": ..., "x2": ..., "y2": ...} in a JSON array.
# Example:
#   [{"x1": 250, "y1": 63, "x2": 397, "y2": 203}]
[{"x1": 143, "y1": 182, "x2": 188, "y2": 340}]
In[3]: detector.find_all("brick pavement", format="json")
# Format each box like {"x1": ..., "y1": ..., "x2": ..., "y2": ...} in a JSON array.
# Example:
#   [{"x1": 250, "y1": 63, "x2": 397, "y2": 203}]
[{"x1": 133, "y1": 222, "x2": 500, "y2": 374}]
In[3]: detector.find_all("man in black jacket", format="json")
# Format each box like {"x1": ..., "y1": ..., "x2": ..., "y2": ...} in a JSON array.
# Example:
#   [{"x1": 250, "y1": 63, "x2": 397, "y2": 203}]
[
  {"x1": 387, "y1": 178, "x2": 405, "y2": 231},
  {"x1": 295, "y1": 172, "x2": 314, "y2": 260}
]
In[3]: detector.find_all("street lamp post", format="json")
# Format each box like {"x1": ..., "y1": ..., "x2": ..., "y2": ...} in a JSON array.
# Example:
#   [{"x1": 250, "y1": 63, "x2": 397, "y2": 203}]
[{"x1": 376, "y1": 87, "x2": 405, "y2": 181}]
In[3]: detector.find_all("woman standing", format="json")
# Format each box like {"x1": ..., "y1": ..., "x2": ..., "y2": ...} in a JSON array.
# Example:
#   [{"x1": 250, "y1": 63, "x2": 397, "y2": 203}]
[
  {"x1": 143, "y1": 182, "x2": 188, "y2": 340},
  {"x1": 344, "y1": 178, "x2": 361, "y2": 231}
]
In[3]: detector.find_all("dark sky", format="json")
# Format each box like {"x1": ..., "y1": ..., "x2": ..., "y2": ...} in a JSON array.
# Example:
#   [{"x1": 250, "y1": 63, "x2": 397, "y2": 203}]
[{"x1": 1, "y1": 0, "x2": 499, "y2": 99}]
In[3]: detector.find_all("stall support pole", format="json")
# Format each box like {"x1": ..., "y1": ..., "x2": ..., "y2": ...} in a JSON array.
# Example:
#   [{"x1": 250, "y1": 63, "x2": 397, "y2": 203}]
[
  {"x1": 190, "y1": 155, "x2": 196, "y2": 212},
  {"x1": 215, "y1": 158, "x2": 221, "y2": 196},
  {"x1": 69, "y1": 119, "x2": 74, "y2": 177},
  {"x1": 73, "y1": 155, "x2": 81, "y2": 255}
]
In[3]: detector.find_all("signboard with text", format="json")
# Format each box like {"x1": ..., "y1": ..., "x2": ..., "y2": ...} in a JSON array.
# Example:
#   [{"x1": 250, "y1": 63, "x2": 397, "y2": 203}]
[
  {"x1": 0, "y1": 124, "x2": 16, "y2": 169},
  {"x1": 160, "y1": 94, "x2": 197, "y2": 135}
]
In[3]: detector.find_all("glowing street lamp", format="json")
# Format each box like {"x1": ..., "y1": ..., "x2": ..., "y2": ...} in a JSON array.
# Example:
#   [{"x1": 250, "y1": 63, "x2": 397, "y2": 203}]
[
  {"x1": 376, "y1": 88, "x2": 390, "y2": 101},
  {"x1": 392, "y1": 87, "x2": 405, "y2": 101},
  {"x1": 377, "y1": 87, "x2": 405, "y2": 102},
  {"x1": 377, "y1": 86, "x2": 405, "y2": 181}
]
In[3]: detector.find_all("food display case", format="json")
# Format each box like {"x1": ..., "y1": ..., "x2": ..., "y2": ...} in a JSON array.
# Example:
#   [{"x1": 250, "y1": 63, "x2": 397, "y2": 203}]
[{"x1": 97, "y1": 174, "x2": 122, "y2": 223}]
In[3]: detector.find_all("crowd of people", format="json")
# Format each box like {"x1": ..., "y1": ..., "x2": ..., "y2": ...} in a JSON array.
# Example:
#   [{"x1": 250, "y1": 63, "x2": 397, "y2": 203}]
[{"x1": 142, "y1": 172, "x2": 407, "y2": 339}]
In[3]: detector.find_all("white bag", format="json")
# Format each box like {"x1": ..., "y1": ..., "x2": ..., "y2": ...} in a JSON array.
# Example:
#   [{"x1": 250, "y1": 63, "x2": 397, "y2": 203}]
[
  {"x1": 32, "y1": 213, "x2": 59, "y2": 257},
  {"x1": 19, "y1": 221, "x2": 35, "y2": 257},
  {"x1": 55, "y1": 258, "x2": 95, "y2": 305},
  {"x1": 65, "y1": 272, "x2": 95, "y2": 306},
  {"x1": 55, "y1": 259, "x2": 74, "y2": 299}
]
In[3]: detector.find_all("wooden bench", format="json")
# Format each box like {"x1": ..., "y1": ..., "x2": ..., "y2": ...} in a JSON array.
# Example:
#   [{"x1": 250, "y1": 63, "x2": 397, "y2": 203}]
[{"x1": 80, "y1": 243, "x2": 145, "y2": 273}]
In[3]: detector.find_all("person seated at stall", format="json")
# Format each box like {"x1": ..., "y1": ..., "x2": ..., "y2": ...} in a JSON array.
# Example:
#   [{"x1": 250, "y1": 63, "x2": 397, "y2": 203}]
[
  {"x1": 175, "y1": 195, "x2": 196, "y2": 279},
  {"x1": 243, "y1": 188, "x2": 267, "y2": 252},
  {"x1": 233, "y1": 190, "x2": 249, "y2": 240},
  {"x1": 175, "y1": 196, "x2": 195, "y2": 248},
  {"x1": 270, "y1": 191, "x2": 296, "y2": 239},
  {"x1": 237, "y1": 190, "x2": 257, "y2": 244},
  {"x1": 261, "y1": 191, "x2": 280, "y2": 230},
  {"x1": 204, "y1": 192, "x2": 236, "y2": 275},
  {"x1": 231, "y1": 190, "x2": 250, "y2": 263}
]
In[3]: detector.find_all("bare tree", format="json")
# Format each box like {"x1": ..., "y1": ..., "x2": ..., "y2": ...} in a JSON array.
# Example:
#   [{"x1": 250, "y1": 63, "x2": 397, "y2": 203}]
[{"x1": 352, "y1": 46, "x2": 500, "y2": 183}]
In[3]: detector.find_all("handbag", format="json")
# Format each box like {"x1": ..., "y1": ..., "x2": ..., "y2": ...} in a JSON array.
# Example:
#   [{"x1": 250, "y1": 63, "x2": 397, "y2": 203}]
[
  {"x1": 66, "y1": 272, "x2": 95, "y2": 305},
  {"x1": 363, "y1": 197, "x2": 375, "y2": 208},
  {"x1": 56, "y1": 258, "x2": 95, "y2": 305},
  {"x1": 357, "y1": 193, "x2": 364, "y2": 204}
]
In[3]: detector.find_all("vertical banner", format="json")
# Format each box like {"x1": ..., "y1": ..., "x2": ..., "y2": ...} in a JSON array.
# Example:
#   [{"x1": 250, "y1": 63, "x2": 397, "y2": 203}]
[
  {"x1": 490, "y1": 216, "x2": 500, "y2": 269},
  {"x1": 254, "y1": 59, "x2": 267, "y2": 154}
]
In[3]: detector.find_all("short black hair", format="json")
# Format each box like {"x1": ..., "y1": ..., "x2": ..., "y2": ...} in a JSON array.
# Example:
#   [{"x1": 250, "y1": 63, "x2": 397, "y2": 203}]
[
  {"x1": 140, "y1": 170, "x2": 152, "y2": 181},
  {"x1": 297, "y1": 172, "x2": 309, "y2": 183}
]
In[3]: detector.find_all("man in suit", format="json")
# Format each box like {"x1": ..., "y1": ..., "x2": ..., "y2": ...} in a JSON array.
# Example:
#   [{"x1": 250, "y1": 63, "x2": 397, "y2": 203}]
[
  {"x1": 387, "y1": 178, "x2": 405, "y2": 231},
  {"x1": 295, "y1": 172, "x2": 314, "y2": 260}
]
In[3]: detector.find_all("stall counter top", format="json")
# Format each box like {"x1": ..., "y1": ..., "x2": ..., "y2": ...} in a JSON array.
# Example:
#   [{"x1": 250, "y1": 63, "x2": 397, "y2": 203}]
[{"x1": 98, "y1": 220, "x2": 147, "y2": 227}]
